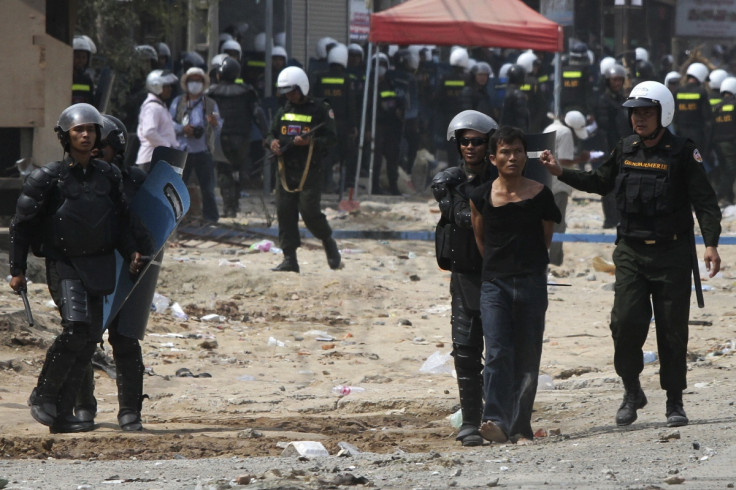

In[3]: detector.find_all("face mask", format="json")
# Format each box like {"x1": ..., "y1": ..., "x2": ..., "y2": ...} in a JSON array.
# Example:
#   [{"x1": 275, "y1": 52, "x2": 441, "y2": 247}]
[
  {"x1": 187, "y1": 81, "x2": 204, "y2": 95},
  {"x1": 378, "y1": 66, "x2": 387, "y2": 78}
]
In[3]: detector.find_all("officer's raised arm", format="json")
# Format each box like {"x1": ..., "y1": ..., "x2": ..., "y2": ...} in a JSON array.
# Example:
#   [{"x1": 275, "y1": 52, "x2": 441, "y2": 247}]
[{"x1": 539, "y1": 149, "x2": 562, "y2": 176}]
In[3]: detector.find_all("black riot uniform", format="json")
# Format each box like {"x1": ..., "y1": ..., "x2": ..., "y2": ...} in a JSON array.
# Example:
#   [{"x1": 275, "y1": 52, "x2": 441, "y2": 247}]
[
  {"x1": 711, "y1": 96, "x2": 736, "y2": 204},
  {"x1": 208, "y1": 58, "x2": 265, "y2": 216},
  {"x1": 10, "y1": 154, "x2": 141, "y2": 432},
  {"x1": 265, "y1": 88, "x2": 340, "y2": 272},
  {"x1": 673, "y1": 79, "x2": 713, "y2": 158},
  {"x1": 367, "y1": 69, "x2": 406, "y2": 195},
  {"x1": 559, "y1": 63, "x2": 595, "y2": 115},
  {"x1": 311, "y1": 64, "x2": 359, "y2": 193},
  {"x1": 433, "y1": 160, "x2": 497, "y2": 446},
  {"x1": 500, "y1": 65, "x2": 530, "y2": 131},
  {"x1": 72, "y1": 70, "x2": 96, "y2": 106},
  {"x1": 557, "y1": 129, "x2": 721, "y2": 427}
]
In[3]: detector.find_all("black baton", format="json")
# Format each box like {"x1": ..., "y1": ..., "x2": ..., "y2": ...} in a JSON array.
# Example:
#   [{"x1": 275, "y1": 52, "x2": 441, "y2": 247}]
[
  {"x1": 19, "y1": 288, "x2": 34, "y2": 326},
  {"x1": 689, "y1": 230, "x2": 705, "y2": 308}
]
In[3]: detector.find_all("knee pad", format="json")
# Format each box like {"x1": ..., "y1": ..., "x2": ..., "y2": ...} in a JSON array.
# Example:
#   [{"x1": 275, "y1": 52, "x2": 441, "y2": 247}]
[{"x1": 60, "y1": 279, "x2": 91, "y2": 324}]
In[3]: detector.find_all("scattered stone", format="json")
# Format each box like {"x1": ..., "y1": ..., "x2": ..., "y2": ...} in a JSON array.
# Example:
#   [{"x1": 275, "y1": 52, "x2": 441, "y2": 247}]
[
  {"x1": 692, "y1": 441, "x2": 700, "y2": 450},
  {"x1": 234, "y1": 474, "x2": 253, "y2": 485},
  {"x1": 409, "y1": 274, "x2": 420, "y2": 281},
  {"x1": 586, "y1": 273, "x2": 596, "y2": 281},
  {"x1": 658, "y1": 430, "x2": 681, "y2": 442},
  {"x1": 548, "y1": 427, "x2": 562, "y2": 436},
  {"x1": 487, "y1": 477, "x2": 500, "y2": 487},
  {"x1": 534, "y1": 428, "x2": 548, "y2": 438},
  {"x1": 199, "y1": 340, "x2": 218, "y2": 350},
  {"x1": 664, "y1": 475, "x2": 685, "y2": 484},
  {"x1": 321, "y1": 343, "x2": 335, "y2": 350},
  {"x1": 398, "y1": 318, "x2": 412, "y2": 326},
  {"x1": 601, "y1": 282, "x2": 615, "y2": 291},
  {"x1": 237, "y1": 428, "x2": 263, "y2": 439}
]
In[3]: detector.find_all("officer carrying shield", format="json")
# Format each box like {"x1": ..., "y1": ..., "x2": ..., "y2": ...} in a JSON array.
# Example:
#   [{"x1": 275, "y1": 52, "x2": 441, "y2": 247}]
[
  {"x1": 266, "y1": 67, "x2": 341, "y2": 273},
  {"x1": 9, "y1": 103, "x2": 148, "y2": 433},
  {"x1": 540, "y1": 81, "x2": 722, "y2": 428},
  {"x1": 432, "y1": 110, "x2": 498, "y2": 447}
]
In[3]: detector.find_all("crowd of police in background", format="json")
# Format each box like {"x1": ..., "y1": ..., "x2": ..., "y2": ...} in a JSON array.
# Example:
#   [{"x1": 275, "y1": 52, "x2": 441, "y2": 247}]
[{"x1": 70, "y1": 30, "x2": 736, "y2": 218}]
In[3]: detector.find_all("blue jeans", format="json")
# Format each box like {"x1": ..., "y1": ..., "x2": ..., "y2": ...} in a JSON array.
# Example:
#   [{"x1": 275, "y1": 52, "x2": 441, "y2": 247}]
[
  {"x1": 183, "y1": 151, "x2": 219, "y2": 222},
  {"x1": 480, "y1": 273, "x2": 547, "y2": 439}
]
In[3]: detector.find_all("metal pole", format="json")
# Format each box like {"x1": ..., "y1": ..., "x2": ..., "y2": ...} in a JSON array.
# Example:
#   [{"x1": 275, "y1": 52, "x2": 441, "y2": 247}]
[
  {"x1": 353, "y1": 42, "x2": 373, "y2": 199},
  {"x1": 553, "y1": 52, "x2": 561, "y2": 117},
  {"x1": 265, "y1": 0, "x2": 273, "y2": 97}
]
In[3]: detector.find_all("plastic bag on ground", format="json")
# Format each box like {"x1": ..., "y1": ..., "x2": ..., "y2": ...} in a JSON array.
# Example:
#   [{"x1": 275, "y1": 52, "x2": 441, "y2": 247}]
[{"x1": 419, "y1": 350, "x2": 454, "y2": 375}]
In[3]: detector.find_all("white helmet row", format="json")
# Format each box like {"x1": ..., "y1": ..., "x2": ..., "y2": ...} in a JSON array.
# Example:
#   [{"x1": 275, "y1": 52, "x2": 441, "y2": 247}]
[
  {"x1": 721, "y1": 77, "x2": 736, "y2": 96},
  {"x1": 272, "y1": 46, "x2": 288, "y2": 59},
  {"x1": 277, "y1": 66, "x2": 309, "y2": 95},
  {"x1": 316, "y1": 37, "x2": 338, "y2": 59},
  {"x1": 599, "y1": 56, "x2": 616, "y2": 75},
  {"x1": 708, "y1": 69, "x2": 729, "y2": 90},
  {"x1": 622, "y1": 81, "x2": 675, "y2": 127},
  {"x1": 635, "y1": 47, "x2": 649, "y2": 63},
  {"x1": 327, "y1": 43, "x2": 348, "y2": 68},
  {"x1": 686, "y1": 62, "x2": 709, "y2": 83},
  {"x1": 145, "y1": 69, "x2": 178, "y2": 95},
  {"x1": 221, "y1": 39, "x2": 242, "y2": 59},
  {"x1": 664, "y1": 71, "x2": 682, "y2": 86}
]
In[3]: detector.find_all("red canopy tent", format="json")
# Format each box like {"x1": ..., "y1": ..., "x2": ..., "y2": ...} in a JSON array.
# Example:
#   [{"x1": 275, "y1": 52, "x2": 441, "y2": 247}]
[{"x1": 369, "y1": 0, "x2": 563, "y2": 52}]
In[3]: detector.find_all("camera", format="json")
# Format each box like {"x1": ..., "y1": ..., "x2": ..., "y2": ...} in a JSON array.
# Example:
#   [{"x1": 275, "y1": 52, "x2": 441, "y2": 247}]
[{"x1": 191, "y1": 126, "x2": 204, "y2": 139}]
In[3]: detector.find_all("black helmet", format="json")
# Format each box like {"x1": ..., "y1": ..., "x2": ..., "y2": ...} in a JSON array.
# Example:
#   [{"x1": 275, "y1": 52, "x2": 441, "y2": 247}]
[
  {"x1": 181, "y1": 51, "x2": 205, "y2": 72},
  {"x1": 218, "y1": 57, "x2": 242, "y2": 83},
  {"x1": 100, "y1": 114, "x2": 128, "y2": 154},
  {"x1": 569, "y1": 41, "x2": 589, "y2": 64},
  {"x1": 507, "y1": 64, "x2": 526, "y2": 85}
]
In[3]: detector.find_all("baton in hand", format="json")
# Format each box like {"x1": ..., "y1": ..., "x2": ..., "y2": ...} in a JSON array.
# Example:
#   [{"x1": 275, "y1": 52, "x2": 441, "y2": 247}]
[
  {"x1": 18, "y1": 287, "x2": 34, "y2": 326},
  {"x1": 256, "y1": 120, "x2": 328, "y2": 167},
  {"x1": 689, "y1": 230, "x2": 705, "y2": 308}
]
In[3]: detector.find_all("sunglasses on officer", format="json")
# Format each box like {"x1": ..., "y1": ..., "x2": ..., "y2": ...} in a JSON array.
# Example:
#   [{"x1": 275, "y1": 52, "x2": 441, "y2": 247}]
[{"x1": 458, "y1": 136, "x2": 489, "y2": 147}]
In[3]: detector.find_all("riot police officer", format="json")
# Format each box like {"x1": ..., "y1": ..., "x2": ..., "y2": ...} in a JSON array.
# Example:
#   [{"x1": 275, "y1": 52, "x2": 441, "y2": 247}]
[
  {"x1": 540, "y1": 81, "x2": 722, "y2": 428},
  {"x1": 559, "y1": 42, "x2": 596, "y2": 115},
  {"x1": 72, "y1": 36, "x2": 96, "y2": 106},
  {"x1": 266, "y1": 67, "x2": 341, "y2": 273},
  {"x1": 432, "y1": 110, "x2": 498, "y2": 447},
  {"x1": 9, "y1": 103, "x2": 147, "y2": 432},
  {"x1": 208, "y1": 57, "x2": 265, "y2": 216},
  {"x1": 436, "y1": 48, "x2": 470, "y2": 159},
  {"x1": 711, "y1": 77, "x2": 736, "y2": 204},
  {"x1": 674, "y1": 63, "x2": 713, "y2": 162},
  {"x1": 500, "y1": 64, "x2": 529, "y2": 131},
  {"x1": 74, "y1": 114, "x2": 154, "y2": 431}
]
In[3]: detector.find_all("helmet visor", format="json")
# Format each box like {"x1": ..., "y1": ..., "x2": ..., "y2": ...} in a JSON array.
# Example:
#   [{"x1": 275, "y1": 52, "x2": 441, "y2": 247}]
[
  {"x1": 278, "y1": 84, "x2": 298, "y2": 95},
  {"x1": 622, "y1": 97, "x2": 659, "y2": 109}
]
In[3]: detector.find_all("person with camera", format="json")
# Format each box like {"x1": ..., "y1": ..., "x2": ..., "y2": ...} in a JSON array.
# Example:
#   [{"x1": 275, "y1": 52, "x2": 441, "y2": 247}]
[{"x1": 171, "y1": 67, "x2": 222, "y2": 222}]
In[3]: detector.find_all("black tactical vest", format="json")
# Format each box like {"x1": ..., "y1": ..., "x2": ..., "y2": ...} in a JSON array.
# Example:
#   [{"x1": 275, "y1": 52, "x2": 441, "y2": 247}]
[
  {"x1": 615, "y1": 135, "x2": 693, "y2": 240},
  {"x1": 712, "y1": 100, "x2": 736, "y2": 143}
]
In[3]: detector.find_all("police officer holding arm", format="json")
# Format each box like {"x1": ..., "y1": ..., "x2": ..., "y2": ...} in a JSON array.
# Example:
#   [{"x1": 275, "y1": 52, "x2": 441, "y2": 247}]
[
  {"x1": 540, "y1": 81, "x2": 721, "y2": 428},
  {"x1": 432, "y1": 110, "x2": 498, "y2": 447}
]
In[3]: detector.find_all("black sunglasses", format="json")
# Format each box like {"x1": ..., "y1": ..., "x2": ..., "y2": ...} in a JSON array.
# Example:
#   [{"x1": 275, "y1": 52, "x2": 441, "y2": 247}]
[{"x1": 458, "y1": 136, "x2": 488, "y2": 147}]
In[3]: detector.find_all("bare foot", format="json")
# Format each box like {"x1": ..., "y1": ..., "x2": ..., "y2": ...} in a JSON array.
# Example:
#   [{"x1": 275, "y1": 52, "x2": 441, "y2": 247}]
[
  {"x1": 515, "y1": 437, "x2": 533, "y2": 446},
  {"x1": 479, "y1": 421, "x2": 508, "y2": 443}
]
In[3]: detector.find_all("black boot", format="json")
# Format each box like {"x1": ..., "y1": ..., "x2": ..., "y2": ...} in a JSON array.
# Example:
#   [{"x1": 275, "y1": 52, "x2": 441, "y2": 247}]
[
  {"x1": 272, "y1": 249, "x2": 299, "y2": 272},
  {"x1": 115, "y1": 342, "x2": 146, "y2": 431},
  {"x1": 28, "y1": 387, "x2": 58, "y2": 427},
  {"x1": 50, "y1": 412, "x2": 95, "y2": 433},
  {"x1": 666, "y1": 390, "x2": 688, "y2": 427},
  {"x1": 74, "y1": 361, "x2": 97, "y2": 423},
  {"x1": 323, "y1": 238, "x2": 341, "y2": 270},
  {"x1": 615, "y1": 377, "x2": 648, "y2": 426}
]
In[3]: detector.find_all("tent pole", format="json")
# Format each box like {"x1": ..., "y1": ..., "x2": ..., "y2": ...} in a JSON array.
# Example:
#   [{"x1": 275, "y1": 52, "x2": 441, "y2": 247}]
[
  {"x1": 368, "y1": 45, "x2": 380, "y2": 195},
  {"x1": 553, "y1": 52, "x2": 561, "y2": 117},
  {"x1": 353, "y1": 42, "x2": 374, "y2": 199}
]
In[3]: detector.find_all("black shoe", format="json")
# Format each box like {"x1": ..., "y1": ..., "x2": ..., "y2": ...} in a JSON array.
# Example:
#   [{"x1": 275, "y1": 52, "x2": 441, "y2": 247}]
[
  {"x1": 616, "y1": 388, "x2": 648, "y2": 426},
  {"x1": 28, "y1": 388, "x2": 57, "y2": 427},
  {"x1": 323, "y1": 238, "x2": 341, "y2": 270},
  {"x1": 456, "y1": 424, "x2": 483, "y2": 447},
  {"x1": 666, "y1": 391, "x2": 689, "y2": 427},
  {"x1": 119, "y1": 411, "x2": 143, "y2": 431},
  {"x1": 272, "y1": 256, "x2": 299, "y2": 273},
  {"x1": 74, "y1": 407, "x2": 96, "y2": 423},
  {"x1": 50, "y1": 413, "x2": 96, "y2": 434}
]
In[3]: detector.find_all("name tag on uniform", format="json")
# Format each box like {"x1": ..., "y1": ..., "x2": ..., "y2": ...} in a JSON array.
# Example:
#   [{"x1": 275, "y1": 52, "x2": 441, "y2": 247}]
[
  {"x1": 623, "y1": 159, "x2": 669, "y2": 171},
  {"x1": 287, "y1": 125, "x2": 302, "y2": 136}
]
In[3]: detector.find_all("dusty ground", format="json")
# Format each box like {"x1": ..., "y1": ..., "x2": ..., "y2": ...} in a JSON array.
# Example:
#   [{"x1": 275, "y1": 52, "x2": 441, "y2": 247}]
[{"x1": 1, "y1": 187, "x2": 736, "y2": 489}]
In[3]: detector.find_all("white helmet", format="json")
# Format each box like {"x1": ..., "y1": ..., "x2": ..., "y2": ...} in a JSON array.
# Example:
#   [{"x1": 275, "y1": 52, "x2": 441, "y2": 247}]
[
  {"x1": 81, "y1": 35, "x2": 97, "y2": 54},
  {"x1": 720, "y1": 77, "x2": 736, "y2": 96},
  {"x1": 145, "y1": 69, "x2": 178, "y2": 95},
  {"x1": 316, "y1": 37, "x2": 337, "y2": 59},
  {"x1": 274, "y1": 31, "x2": 286, "y2": 47},
  {"x1": 277, "y1": 66, "x2": 309, "y2": 95},
  {"x1": 599, "y1": 56, "x2": 616, "y2": 75},
  {"x1": 686, "y1": 62, "x2": 709, "y2": 83},
  {"x1": 635, "y1": 47, "x2": 649, "y2": 63},
  {"x1": 499, "y1": 63, "x2": 513, "y2": 79},
  {"x1": 272, "y1": 46, "x2": 288, "y2": 59},
  {"x1": 564, "y1": 110, "x2": 588, "y2": 140},
  {"x1": 327, "y1": 43, "x2": 348, "y2": 68},
  {"x1": 210, "y1": 53, "x2": 229, "y2": 71},
  {"x1": 446, "y1": 110, "x2": 498, "y2": 141},
  {"x1": 517, "y1": 50, "x2": 538, "y2": 74},
  {"x1": 73, "y1": 36, "x2": 92, "y2": 53},
  {"x1": 254, "y1": 32, "x2": 266, "y2": 53},
  {"x1": 449, "y1": 47, "x2": 469, "y2": 68},
  {"x1": 221, "y1": 39, "x2": 242, "y2": 59},
  {"x1": 623, "y1": 81, "x2": 675, "y2": 127},
  {"x1": 708, "y1": 69, "x2": 729, "y2": 90},
  {"x1": 664, "y1": 71, "x2": 682, "y2": 86},
  {"x1": 466, "y1": 58, "x2": 477, "y2": 72},
  {"x1": 348, "y1": 43, "x2": 364, "y2": 59}
]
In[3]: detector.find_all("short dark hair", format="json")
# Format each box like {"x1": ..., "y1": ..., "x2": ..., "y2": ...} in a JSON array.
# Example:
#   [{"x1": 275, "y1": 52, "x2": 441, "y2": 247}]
[{"x1": 490, "y1": 126, "x2": 527, "y2": 155}]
